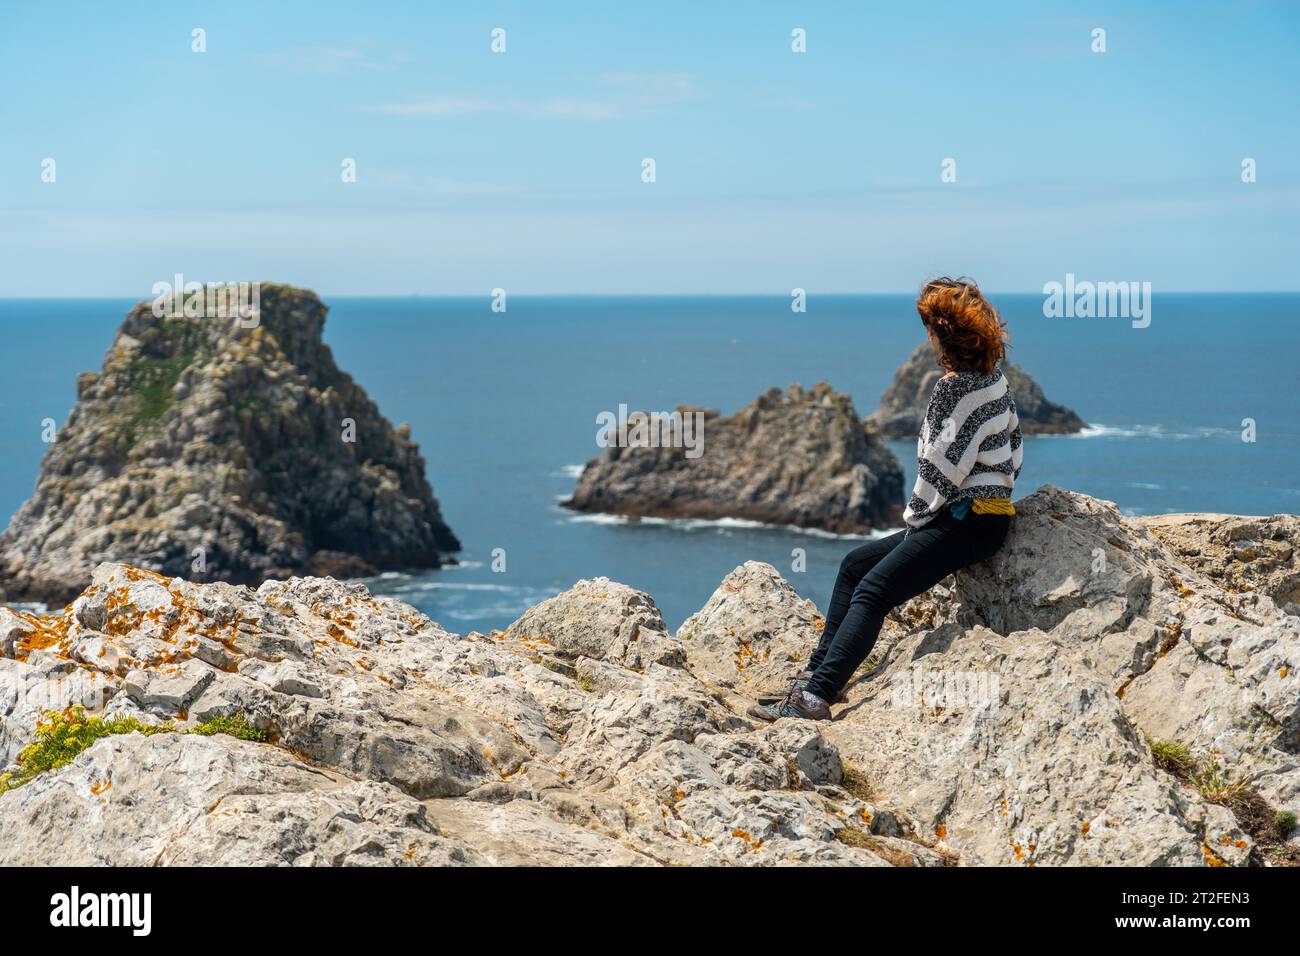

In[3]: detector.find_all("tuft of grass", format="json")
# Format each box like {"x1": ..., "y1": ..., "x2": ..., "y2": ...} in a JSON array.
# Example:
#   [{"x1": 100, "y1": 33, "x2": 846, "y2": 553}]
[
  {"x1": 1147, "y1": 735, "x2": 1300, "y2": 865},
  {"x1": 834, "y1": 827, "x2": 873, "y2": 849},
  {"x1": 834, "y1": 827, "x2": 918, "y2": 866},
  {"x1": 1194, "y1": 759, "x2": 1249, "y2": 803},
  {"x1": 1148, "y1": 737, "x2": 1246, "y2": 802},
  {"x1": 0, "y1": 706, "x2": 267, "y2": 797},
  {"x1": 1148, "y1": 738, "x2": 1193, "y2": 770},
  {"x1": 189, "y1": 712, "x2": 268, "y2": 742},
  {"x1": 576, "y1": 673, "x2": 595, "y2": 693},
  {"x1": 840, "y1": 765, "x2": 875, "y2": 802}
]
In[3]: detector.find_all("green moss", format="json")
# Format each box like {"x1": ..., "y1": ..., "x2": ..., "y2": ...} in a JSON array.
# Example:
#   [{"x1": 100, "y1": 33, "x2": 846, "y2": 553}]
[
  {"x1": 1276, "y1": 810, "x2": 1297, "y2": 836},
  {"x1": 125, "y1": 352, "x2": 192, "y2": 427},
  {"x1": 0, "y1": 706, "x2": 266, "y2": 797},
  {"x1": 576, "y1": 673, "x2": 595, "y2": 693}
]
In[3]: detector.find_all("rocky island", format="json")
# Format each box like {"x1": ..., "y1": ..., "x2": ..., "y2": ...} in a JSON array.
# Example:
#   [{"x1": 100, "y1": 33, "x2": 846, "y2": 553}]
[
  {"x1": 1, "y1": 486, "x2": 1297, "y2": 866},
  {"x1": 564, "y1": 382, "x2": 905, "y2": 534},
  {"x1": 871, "y1": 341, "x2": 1086, "y2": 436},
  {"x1": 0, "y1": 284, "x2": 459, "y2": 606}
]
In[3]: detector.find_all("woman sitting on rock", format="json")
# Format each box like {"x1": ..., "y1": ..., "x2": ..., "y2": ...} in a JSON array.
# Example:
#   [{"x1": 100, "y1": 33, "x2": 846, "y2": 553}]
[{"x1": 754, "y1": 277, "x2": 1021, "y2": 721}]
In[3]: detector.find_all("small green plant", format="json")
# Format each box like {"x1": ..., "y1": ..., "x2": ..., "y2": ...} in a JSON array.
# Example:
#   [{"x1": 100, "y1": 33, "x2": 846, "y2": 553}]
[
  {"x1": 0, "y1": 706, "x2": 268, "y2": 797},
  {"x1": 189, "y1": 712, "x2": 267, "y2": 742},
  {"x1": 0, "y1": 707, "x2": 172, "y2": 796},
  {"x1": 576, "y1": 673, "x2": 595, "y2": 693},
  {"x1": 1276, "y1": 810, "x2": 1298, "y2": 837}
]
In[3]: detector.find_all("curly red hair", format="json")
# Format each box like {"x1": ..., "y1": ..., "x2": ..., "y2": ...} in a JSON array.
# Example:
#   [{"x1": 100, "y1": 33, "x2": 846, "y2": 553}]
[{"x1": 916, "y1": 276, "x2": 1008, "y2": 375}]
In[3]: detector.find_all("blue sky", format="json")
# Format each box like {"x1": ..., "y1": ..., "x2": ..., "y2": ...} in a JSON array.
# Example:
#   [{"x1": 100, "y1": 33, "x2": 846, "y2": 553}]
[{"x1": 1, "y1": 0, "x2": 1296, "y2": 295}]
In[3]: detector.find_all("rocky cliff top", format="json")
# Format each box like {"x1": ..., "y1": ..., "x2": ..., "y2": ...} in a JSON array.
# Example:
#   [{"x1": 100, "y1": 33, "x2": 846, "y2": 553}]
[
  {"x1": 871, "y1": 341, "x2": 1086, "y2": 436},
  {"x1": 565, "y1": 382, "x2": 905, "y2": 534},
  {"x1": 0, "y1": 284, "x2": 458, "y2": 605},
  {"x1": 2, "y1": 486, "x2": 1297, "y2": 866}
]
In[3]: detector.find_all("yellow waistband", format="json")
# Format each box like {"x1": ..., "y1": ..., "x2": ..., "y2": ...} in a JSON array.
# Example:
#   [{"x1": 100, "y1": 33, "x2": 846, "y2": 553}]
[{"x1": 971, "y1": 497, "x2": 1015, "y2": 516}]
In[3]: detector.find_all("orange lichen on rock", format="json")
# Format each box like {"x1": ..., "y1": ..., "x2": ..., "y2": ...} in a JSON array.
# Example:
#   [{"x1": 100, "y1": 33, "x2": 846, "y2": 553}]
[
  {"x1": 12, "y1": 609, "x2": 73, "y2": 662},
  {"x1": 121, "y1": 566, "x2": 170, "y2": 585}
]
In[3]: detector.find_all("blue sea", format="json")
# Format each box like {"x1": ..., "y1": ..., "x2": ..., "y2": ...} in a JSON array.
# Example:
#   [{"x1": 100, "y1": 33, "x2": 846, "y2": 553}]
[{"x1": 1, "y1": 294, "x2": 1297, "y2": 632}]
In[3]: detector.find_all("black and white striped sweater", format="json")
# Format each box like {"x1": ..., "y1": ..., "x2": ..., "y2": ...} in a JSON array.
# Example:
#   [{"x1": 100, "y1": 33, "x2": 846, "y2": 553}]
[{"x1": 903, "y1": 367, "x2": 1023, "y2": 529}]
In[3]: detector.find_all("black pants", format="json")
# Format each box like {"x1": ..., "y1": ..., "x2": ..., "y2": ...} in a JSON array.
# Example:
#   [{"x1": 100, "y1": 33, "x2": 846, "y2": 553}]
[{"x1": 804, "y1": 509, "x2": 1011, "y2": 703}]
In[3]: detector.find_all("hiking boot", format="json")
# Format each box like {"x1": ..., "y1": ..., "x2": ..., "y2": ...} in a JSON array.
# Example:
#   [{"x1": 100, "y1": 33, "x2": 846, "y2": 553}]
[
  {"x1": 749, "y1": 686, "x2": 835, "y2": 722},
  {"x1": 777, "y1": 689, "x2": 832, "y2": 721},
  {"x1": 755, "y1": 670, "x2": 814, "y2": 706},
  {"x1": 747, "y1": 699, "x2": 784, "y2": 722}
]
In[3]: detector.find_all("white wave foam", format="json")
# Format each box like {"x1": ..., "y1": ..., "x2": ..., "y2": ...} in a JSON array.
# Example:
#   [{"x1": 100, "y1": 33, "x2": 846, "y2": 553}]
[
  {"x1": 381, "y1": 581, "x2": 520, "y2": 594},
  {"x1": 564, "y1": 509, "x2": 896, "y2": 540},
  {"x1": 1070, "y1": 423, "x2": 1235, "y2": 441}
]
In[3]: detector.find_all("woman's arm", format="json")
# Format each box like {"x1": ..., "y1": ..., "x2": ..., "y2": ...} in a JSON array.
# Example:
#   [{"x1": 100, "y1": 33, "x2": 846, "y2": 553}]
[{"x1": 1008, "y1": 398, "x2": 1023, "y2": 480}]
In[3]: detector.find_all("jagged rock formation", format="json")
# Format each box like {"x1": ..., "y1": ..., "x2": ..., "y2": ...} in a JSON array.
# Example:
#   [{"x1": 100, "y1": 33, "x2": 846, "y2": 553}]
[
  {"x1": 1, "y1": 487, "x2": 1297, "y2": 866},
  {"x1": 564, "y1": 383, "x2": 905, "y2": 534},
  {"x1": 0, "y1": 284, "x2": 458, "y2": 605},
  {"x1": 870, "y1": 342, "x2": 1086, "y2": 436}
]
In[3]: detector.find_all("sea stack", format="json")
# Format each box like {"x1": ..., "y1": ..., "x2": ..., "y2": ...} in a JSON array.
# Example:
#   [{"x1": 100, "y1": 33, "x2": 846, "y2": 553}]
[
  {"x1": 564, "y1": 382, "x2": 904, "y2": 534},
  {"x1": 871, "y1": 342, "x2": 1086, "y2": 436},
  {"x1": 0, "y1": 284, "x2": 459, "y2": 604}
]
